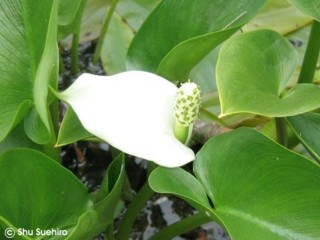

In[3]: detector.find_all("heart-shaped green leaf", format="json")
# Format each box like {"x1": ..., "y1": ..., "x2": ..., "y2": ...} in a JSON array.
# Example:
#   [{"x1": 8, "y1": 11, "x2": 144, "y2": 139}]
[
  {"x1": 217, "y1": 29, "x2": 320, "y2": 117},
  {"x1": 0, "y1": 149, "x2": 126, "y2": 239},
  {"x1": 0, "y1": 0, "x2": 58, "y2": 143},
  {"x1": 149, "y1": 167, "x2": 212, "y2": 213},
  {"x1": 194, "y1": 127, "x2": 320, "y2": 239},
  {"x1": 287, "y1": 0, "x2": 320, "y2": 22},
  {"x1": 0, "y1": 149, "x2": 92, "y2": 235},
  {"x1": 287, "y1": 112, "x2": 320, "y2": 162},
  {"x1": 127, "y1": 0, "x2": 266, "y2": 81}
]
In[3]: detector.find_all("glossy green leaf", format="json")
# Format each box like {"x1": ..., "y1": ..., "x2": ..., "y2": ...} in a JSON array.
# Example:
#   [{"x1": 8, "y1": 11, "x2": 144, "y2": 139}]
[
  {"x1": 194, "y1": 127, "x2": 320, "y2": 239},
  {"x1": 58, "y1": 0, "x2": 87, "y2": 39},
  {"x1": 56, "y1": 107, "x2": 93, "y2": 147},
  {"x1": 287, "y1": 112, "x2": 320, "y2": 162},
  {"x1": 287, "y1": 0, "x2": 320, "y2": 22},
  {"x1": 149, "y1": 167, "x2": 212, "y2": 213},
  {"x1": 67, "y1": 153, "x2": 125, "y2": 239},
  {"x1": 157, "y1": 28, "x2": 238, "y2": 81},
  {"x1": 0, "y1": 149, "x2": 92, "y2": 235},
  {"x1": 0, "y1": 0, "x2": 58, "y2": 143},
  {"x1": 217, "y1": 29, "x2": 320, "y2": 117},
  {"x1": 127, "y1": 0, "x2": 266, "y2": 81}
]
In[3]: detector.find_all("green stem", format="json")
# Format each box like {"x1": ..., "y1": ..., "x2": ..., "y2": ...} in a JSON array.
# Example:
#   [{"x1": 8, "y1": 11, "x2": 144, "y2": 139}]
[
  {"x1": 58, "y1": 47, "x2": 65, "y2": 74},
  {"x1": 92, "y1": 0, "x2": 119, "y2": 64},
  {"x1": 149, "y1": 212, "x2": 212, "y2": 240},
  {"x1": 199, "y1": 107, "x2": 228, "y2": 127},
  {"x1": 117, "y1": 182, "x2": 154, "y2": 239},
  {"x1": 275, "y1": 118, "x2": 287, "y2": 147},
  {"x1": 105, "y1": 223, "x2": 114, "y2": 240},
  {"x1": 71, "y1": 26, "x2": 80, "y2": 75},
  {"x1": 298, "y1": 20, "x2": 320, "y2": 83}
]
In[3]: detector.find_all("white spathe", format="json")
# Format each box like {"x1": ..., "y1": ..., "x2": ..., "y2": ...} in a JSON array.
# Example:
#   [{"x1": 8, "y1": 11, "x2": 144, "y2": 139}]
[{"x1": 58, "y1": 71, "x2": 195, "y2": 167}]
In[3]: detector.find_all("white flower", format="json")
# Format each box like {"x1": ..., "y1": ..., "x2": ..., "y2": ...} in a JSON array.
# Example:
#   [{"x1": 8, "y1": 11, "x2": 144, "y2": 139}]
[{"x1": 57, "y1": 71, "x2": 195, "y2": 167}]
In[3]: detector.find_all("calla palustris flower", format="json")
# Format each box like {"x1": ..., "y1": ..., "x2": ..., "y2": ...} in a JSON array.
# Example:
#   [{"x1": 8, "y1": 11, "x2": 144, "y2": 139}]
[{"x1": 57, "y1": 71, "x2": 201, "y2": 168}]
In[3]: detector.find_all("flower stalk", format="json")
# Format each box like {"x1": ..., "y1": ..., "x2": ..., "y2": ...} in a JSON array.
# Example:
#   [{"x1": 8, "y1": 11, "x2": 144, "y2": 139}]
[
  {"x1": 93, "y1": 0, "x2": 120, "y2": 63},
  {"x1": 298, "y1": 20, "x2": 320, "y2": 84}
]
